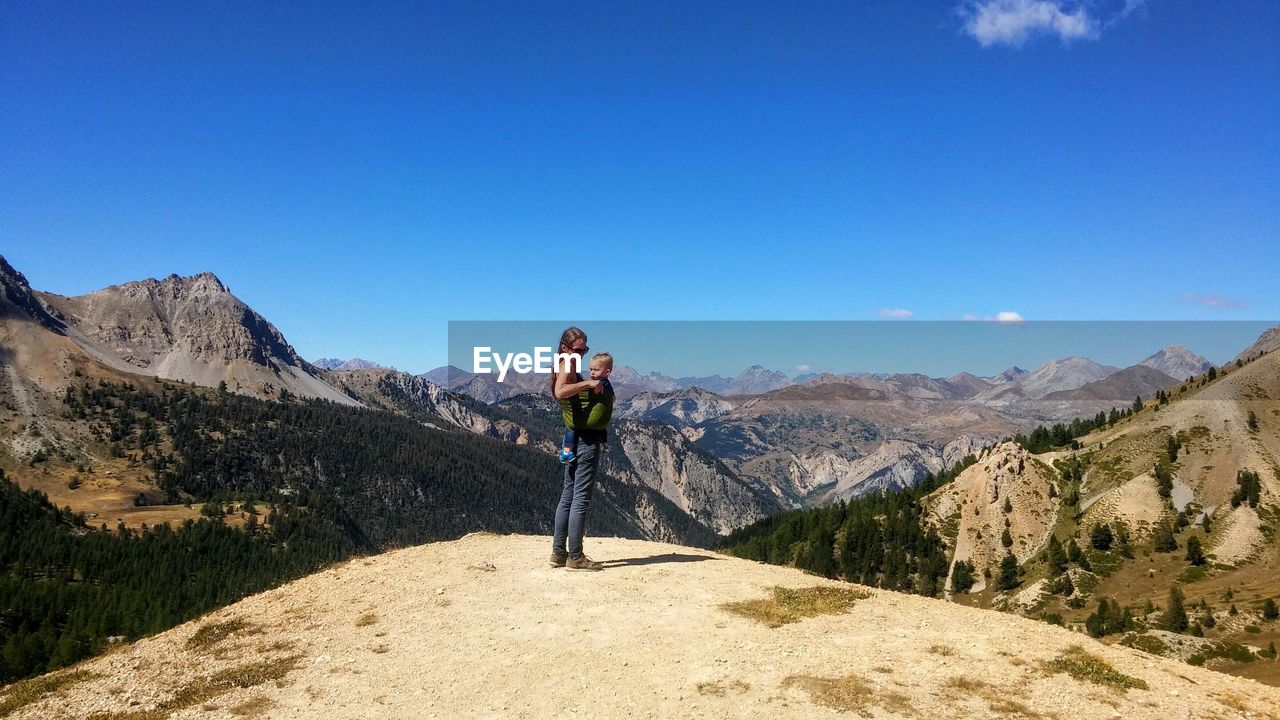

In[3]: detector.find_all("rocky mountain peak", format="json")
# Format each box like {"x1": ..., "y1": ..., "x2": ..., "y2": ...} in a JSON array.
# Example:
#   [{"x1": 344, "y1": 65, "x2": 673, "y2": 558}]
[
  {"x1": 0, "y1": 255, "x2": 66, "y2": 333},
  {"x1": 992, "y1": 366, "x2": 1027, "y2": 383},
  {"x1": 1137, "y1": 344, "x2": 1212, "y2": 383},
  {"x1": 10, "y1": 257, "x2": 358, "y2": 405}
]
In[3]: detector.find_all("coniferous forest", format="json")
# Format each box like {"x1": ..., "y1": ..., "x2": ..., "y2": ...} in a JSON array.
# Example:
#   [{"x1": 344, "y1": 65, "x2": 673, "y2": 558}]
[
  {"x1": 0, "y1": 468, "x2": 349, "y2": 683},
  {"x1": 719, "y1": 456, "x2": 977, "y2": 596},
  {"x1": 0, "y1": 380, "x2": 712, "y2": 683}
]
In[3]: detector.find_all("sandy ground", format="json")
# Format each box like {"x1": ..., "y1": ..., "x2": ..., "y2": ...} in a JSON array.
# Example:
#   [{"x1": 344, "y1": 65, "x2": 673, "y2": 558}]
[{"x1": 9, "y1": 534, "x2": 1280, "y2": 720}]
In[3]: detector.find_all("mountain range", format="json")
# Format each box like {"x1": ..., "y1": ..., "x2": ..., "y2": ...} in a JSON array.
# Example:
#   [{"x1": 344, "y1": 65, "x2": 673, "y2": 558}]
[
  {"x1": 0, "y1": 256, "x2": 1233, "y2": 514},
  {"x1": 4, "y1": 255, "x2": 1279, "y2": 693}
]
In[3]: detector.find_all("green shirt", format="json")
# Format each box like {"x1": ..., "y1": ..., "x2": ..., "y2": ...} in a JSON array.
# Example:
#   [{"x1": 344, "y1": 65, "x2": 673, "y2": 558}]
[{"x1": 560, "y1": 376, "x2": 614, "y2": 431}]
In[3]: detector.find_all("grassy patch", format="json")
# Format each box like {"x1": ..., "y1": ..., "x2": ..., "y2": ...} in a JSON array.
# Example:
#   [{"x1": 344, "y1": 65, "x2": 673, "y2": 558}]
[
  {"x1": 944, "y1": 675, "x2": 985, "y2": 692},
  {"x1": 1203, "y1": 641, "x2": 1256, "y2": 664},
  {"x1": 0, "y1": 669, "x2": 98, "y2": 717},
  {"x1": 1177, "y1": 565, "x2": 1208, "y2": 583},
  {"x1": 928, "y1": 644, "x2": 955, "y2": 657},
  {"x1": 720, "y1": 585, "x2": 870, "y2": 628},
  {"x1": 355, "y1": 613, "x2": 379, "y2": 627},
  {"x1": 1119, "y1": 632, "x2": 1169, "y2": 657},
  {"x1": 695, "y1": 679, "x2": 750, "y2": 696},
  {"x1": 86, "y1": 654, "x2": 303, "y2": 720},
  {"x1": 781, "y1": 673, "x2": 916, "y2": 717},
  {"x1": 186, "y1": 618, "x2": 259, "y2": 651},
  {"x1": 1042, "y1": 646, "x2": 1148, "y2": 691},
  {"x1": 944, "y1": 675, "x2": 1052, "y2": 719}
]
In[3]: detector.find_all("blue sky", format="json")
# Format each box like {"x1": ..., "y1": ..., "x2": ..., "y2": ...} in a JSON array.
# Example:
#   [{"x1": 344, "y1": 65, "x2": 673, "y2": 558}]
[{"x1": 3, "y1": 1, "x2": 1277, "y2": 374}]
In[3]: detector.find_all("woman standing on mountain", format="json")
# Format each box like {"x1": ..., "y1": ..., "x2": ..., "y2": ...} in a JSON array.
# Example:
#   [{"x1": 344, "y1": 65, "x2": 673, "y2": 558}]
[{"x1": 549, "y1": 326, "x2": 609, "y2": 571}]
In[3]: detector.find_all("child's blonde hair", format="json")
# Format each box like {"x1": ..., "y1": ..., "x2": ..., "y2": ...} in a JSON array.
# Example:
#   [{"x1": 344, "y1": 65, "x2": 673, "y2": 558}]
[{"x1": 590, "y1": 352, "x2": 613, "y2": 367}]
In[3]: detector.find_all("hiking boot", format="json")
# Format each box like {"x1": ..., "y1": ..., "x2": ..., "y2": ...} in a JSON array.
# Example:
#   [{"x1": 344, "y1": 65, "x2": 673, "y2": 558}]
[
  {"x1": 565, "y1": 554, "x2": 604, "y2": 571},
  {"x1": 548, "y1": 552, "x2": 568, "y2": 568}
]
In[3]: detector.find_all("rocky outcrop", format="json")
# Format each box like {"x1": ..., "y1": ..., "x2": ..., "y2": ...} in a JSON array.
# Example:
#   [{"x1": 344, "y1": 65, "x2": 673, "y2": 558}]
[
  {"x1": 1235, "y1": 324, "x2": 1280, "y2": 362},
  {"x1": 925, "y1": 442, "x2": 1060, "y2": 593},
  {"x1": 0, "y1": 256, "x2": 66, "y2": 333}
]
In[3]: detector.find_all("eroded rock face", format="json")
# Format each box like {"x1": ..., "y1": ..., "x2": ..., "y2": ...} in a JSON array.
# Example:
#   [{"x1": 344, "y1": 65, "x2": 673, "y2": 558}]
[
  {"x1": 363, "y1": 369, "x2": 531, "y2": 444},
  {"x1": 605, "y1": 419, "x2": 782, "y2": 535},
  {"x1": 925, "y1": 442, "x2": 1060, "y2": 592}
]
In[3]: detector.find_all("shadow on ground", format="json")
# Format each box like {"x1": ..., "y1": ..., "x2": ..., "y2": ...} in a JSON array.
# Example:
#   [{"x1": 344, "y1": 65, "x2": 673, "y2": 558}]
[{"x1": 604, "y1": 553, "x2": 722, "y2": 567}]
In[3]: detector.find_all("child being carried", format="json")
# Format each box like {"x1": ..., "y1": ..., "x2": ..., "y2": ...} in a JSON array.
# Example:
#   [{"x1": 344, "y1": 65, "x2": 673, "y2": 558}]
[{"x1": 559, "y1": 352, "x2": 615, "y2": 463}]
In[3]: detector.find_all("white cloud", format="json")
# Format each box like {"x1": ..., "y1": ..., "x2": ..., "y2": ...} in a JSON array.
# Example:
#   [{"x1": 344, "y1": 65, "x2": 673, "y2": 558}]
[
  {"x1": 877, "y1": 308, "x2": 914, "y2": 318},
  {"x1": 958, "y1": 0, "x2": 1134, "y2": 48},
  {"x1": 1180, "y1": 293, "x2": 1248, "y2": 310},
  {"x1": 963, "y1": 310, "x2": 1026, "y2": 324},
  {"x1": 795, "y1": 364, "x2": 813, "y2": 373}
]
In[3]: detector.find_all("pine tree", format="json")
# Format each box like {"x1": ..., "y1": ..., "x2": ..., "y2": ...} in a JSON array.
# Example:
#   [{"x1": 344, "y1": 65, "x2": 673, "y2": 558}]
[
  {"x1": 1057, "y1": 572, "x2": 1074, "y2": 597},
  {"x1": 1185, "y1": 536, "x2": 1205, "y2": 566},
  {"x1": 1132, "y1": 395, "x2": 1144, "y2": 413},
  {"x1": 951, "y1": 561, "x2": 975, "y2": 594},
  {"x1": 1045, "y1": 535, "x2": 1067, "y2": 576},
  {"x1": 1154, "y1": 463, "x2": 1173, "y2": 499},
  {"x1": 997, "y1": 553, "x2": 1020, "y2": 591},
  {"x1": 1001, "y1": 528, "x2": 1013, "y2": 548},
  {"x1": 1247, "y1": 410, "x2": 1259, "y2": 431},
  {"x1": 1067, "y1": 539, "x2": 1083, "y2": 563},
  {"x1": 1163, "y1": 585, "x2": 1189, "y2": 633},
  {"x1": 1153, "y1": 522, "x2": 1178, "y2": 552},
  {"x1": 1264, "y1": 598, "x2": 1279, "y2": 621},
  {"x1": 1090, "y1": 523, "x2": 1113, "y2": 551}
]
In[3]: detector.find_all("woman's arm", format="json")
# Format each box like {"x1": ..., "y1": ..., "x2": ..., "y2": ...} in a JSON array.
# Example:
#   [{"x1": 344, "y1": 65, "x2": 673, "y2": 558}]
[{"x1": 552, "y1": 371, "x2": 599, "y2": 399}]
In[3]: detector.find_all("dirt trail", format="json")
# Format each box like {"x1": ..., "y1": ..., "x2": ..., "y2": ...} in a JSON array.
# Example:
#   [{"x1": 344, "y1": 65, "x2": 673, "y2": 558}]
[{"x1": 9, "y1": 534, "x2": 1280, "y2": 720}]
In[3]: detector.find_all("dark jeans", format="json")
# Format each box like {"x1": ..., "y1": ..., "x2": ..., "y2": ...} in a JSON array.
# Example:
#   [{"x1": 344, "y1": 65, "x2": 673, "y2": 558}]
[{"x1": 552, "y1": 440, "x2": 603, "y2": 556}]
